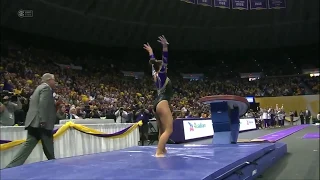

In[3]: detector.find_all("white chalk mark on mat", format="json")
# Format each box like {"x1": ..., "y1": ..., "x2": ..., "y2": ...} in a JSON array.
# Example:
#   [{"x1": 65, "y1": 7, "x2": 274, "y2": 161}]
[
  {"x1": 176, "y1": 154, "x2": 211, "y2": 160},
  {"x1": 123, "y1": 151, "x2": 144, "y2": 153},
  {"x1": 183, "y1": 144, "x2": 209, "y2": 147}
]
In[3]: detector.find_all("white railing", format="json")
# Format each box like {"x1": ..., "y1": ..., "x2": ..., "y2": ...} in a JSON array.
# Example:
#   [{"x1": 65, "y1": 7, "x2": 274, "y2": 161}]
[{"x1": 0, "y1": 123, "x2": 139, "y2": 169}]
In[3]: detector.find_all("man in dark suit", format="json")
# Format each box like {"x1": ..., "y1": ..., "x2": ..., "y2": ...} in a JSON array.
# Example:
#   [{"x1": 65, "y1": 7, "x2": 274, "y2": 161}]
[
  {"x1": 6, "y1": 73, "x2": 57, "y2": 168},
  {"x1": 299, "y1": 110, "x2": 305, "y2": 124},
  {"x1": 305, "y1": 108, "x2": 311, "y2": 124}
]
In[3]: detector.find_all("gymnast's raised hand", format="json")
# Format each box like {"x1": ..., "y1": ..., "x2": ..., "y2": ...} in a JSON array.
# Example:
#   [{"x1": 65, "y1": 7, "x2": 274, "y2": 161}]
[
  {"x1": 143, "y1": 43, "x2": 153, "y2": 56},
  {"x1": 157, "y1": 35, "x2": 169, "y2": 45}
]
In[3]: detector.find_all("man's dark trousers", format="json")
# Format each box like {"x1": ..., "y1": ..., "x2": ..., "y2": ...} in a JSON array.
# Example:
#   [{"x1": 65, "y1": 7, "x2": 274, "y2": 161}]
[{"x1": 6, "y1": 127, "x2": 55, "y2": 168}]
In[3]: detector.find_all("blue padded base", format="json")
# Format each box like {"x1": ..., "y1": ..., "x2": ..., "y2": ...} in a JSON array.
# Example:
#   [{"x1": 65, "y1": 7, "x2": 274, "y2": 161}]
[
  {"x1": 224, "y1": 142, "x2": 287, "y2": 180},
  {"x1": 0, "y1": 143, "x2": 287, "y2": 180}
]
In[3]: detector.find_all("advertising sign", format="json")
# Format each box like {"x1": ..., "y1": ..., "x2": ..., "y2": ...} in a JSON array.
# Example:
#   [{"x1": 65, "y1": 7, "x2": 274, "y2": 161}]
[
  {"x1": 197, "y1": 0, "x2": 213, "y2": 7},
  {"x1": 213, "y1": 0, "x2": 231, "y2": 8},
  {"x1": 268, "y1": 0, "x2": 286, "y2": 9},
  {"x1": 239, "y1": 118, "x2": 256, "y2": 131},
  {"x1": 250, "y1": 0, "x2": 268, "y2": 9},
  {"x1": 183, "y1": 120, "x2": 214, "y2": 140},
  {"x1": 231, "y1": 0, "x2": 249, "y2": 10},
  {"x1": 183, "y1": 118, "x2": 256, "y2": 140},
  {"x1": 181, "y1": 0, "x2": 196, "y2": 3}
]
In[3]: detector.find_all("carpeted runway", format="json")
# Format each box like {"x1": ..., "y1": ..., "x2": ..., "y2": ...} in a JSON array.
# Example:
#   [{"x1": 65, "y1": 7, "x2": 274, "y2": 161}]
[{"x1": 186, "y1": 126, "x2": 319, "y2": 180}]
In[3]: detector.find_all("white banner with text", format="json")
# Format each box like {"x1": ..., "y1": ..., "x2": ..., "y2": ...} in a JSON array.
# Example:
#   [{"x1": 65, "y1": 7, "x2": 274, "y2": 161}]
[{"x1": 183, "y1": 118, "x2": 256, "y2": 140}]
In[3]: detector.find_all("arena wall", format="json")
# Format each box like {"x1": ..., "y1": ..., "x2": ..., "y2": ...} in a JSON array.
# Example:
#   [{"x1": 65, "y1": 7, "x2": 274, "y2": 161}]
[{"x1": 255, "y1": 94, "x2": 319, "y2": 116}]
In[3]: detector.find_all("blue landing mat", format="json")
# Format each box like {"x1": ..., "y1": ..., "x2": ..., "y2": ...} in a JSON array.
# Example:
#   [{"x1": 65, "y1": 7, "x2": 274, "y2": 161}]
[{"x1": 1, "y1": 143, "x2": 276, "y2": 180}]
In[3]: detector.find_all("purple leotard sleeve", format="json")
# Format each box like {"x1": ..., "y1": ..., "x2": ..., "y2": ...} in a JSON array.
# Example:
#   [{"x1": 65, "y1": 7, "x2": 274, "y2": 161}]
[
  {"x1": 150, "y1": 55, "x2": 157, "y2": 76},
  {"x1": 150, "y1": 52, "x2": 168, "y2": 89},
  {"x1": 162, "y1": 51, "x2": 168, "y2": 64}
]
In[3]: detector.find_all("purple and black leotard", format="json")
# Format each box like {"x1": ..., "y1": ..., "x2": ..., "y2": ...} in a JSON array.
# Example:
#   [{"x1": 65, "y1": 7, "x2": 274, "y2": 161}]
[{"x1": 150, "y1": 51, "x2": 173, "y2": 111}]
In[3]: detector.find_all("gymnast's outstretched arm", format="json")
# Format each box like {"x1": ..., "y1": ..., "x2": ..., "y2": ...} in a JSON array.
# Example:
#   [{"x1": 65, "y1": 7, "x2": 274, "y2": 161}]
[
  {"x1": 143, "y1": 43, "x2": 157, "y2": 80},
  {"x1": 158, "y1": 35, "x2": 169, "y2": 65}
]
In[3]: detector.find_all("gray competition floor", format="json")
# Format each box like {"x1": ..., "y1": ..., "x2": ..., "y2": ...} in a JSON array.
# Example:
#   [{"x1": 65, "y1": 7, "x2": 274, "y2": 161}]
[
  {"x1": 184, "y1": 126, "x2": 320, "y2": 180},
  {"x1": 261, "y1": 126, "x2": 319, "y2": 180}
]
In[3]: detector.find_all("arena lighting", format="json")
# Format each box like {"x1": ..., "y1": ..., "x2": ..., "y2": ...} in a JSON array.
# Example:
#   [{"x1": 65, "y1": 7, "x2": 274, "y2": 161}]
[
  {"x1": 310, "y1": 73, "x2": 320, "y2": 77},
  {"x1": 302, "y1": 68, "x2": 319, "y2": 75}
]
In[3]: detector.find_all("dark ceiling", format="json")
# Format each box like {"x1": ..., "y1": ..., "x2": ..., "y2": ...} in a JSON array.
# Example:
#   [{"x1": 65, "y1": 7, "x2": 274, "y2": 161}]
[{"x1": 1, "y1": 0, "x2": 319, "y2": 50}]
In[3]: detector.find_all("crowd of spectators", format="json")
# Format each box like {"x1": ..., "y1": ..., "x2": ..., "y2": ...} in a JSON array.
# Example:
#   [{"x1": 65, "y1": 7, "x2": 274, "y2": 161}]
[
  {"x1": 0, "y1": 45, "x2": 319, "y2": 125},
  {"x1": 304, "y1": 76, "x2": 320, "y2": 94}
]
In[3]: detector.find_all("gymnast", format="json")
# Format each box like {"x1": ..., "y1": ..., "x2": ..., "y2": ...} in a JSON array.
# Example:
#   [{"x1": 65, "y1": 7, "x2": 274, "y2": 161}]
[{"x1": 143, "y1": 35, "x2": 173, "y2": 157}]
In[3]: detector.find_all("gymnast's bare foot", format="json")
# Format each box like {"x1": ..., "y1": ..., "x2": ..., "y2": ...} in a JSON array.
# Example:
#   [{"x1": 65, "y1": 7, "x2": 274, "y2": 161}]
[
  {"x1": 155, "y1": 153, "x2": 166, "y2": 157},
  {"x1": 163, "y1": 148, "x2": 167, "y2": 154}
]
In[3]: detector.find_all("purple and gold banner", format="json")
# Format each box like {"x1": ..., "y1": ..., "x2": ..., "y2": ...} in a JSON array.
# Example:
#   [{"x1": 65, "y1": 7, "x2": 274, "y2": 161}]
[
  {"x1": 0, "y1": 121, "x2": 143, "y2": 151},
  {"x1": 197, "y1": 0, "x2": 212, "y2": 7},
  {"x1": 214, "y1": 0, "x2": 230, "y2": 9},
  {"x1": 268, "y1": 0, "x2": 286, "y2": 9},
  {"x1": 181, "y1": 0, "x2": 196, "y2": 4},
  {"x1": 250, "y1": 0, "x2": 267, "y2": 10},
  {"x1": 231, "y1": 0, "x2": 249, "y2": 10}
]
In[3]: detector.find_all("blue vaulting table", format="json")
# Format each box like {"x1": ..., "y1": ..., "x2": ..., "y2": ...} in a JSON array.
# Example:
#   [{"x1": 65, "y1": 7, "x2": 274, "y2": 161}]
[{"x1": 199, "y1": 95, "x2": 249, "y2": 144}]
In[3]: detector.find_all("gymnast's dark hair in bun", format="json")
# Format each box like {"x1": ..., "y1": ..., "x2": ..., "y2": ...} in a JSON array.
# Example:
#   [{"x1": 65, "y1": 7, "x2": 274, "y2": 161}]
[{"x1": 149, "y1": 59, "x2": 163, "y2": 72}]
